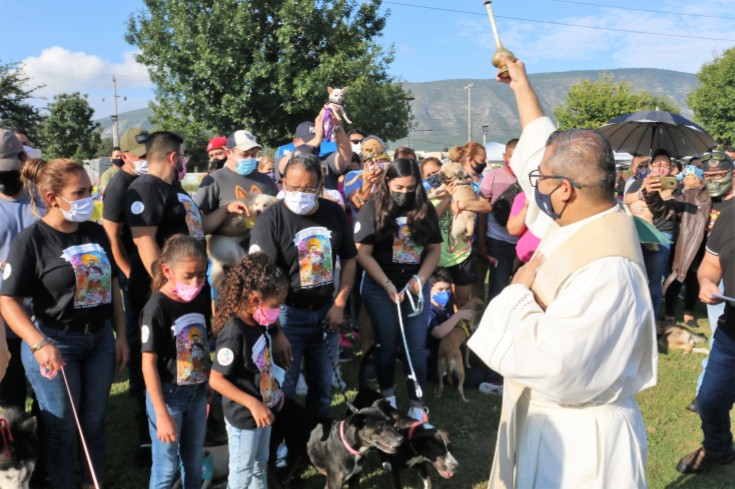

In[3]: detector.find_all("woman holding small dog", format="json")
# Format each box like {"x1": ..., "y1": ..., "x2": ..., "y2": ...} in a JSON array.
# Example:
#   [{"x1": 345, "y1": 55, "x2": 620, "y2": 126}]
[
  {"x1": 354, "y1": 158, "x2": 442, "y2": 423},
  {"x1": 0, "y1": 158, "x2": 129, "y2": 489},
  {"x1": 209, "y1": 253, "x2": 288, "y2": 489}
]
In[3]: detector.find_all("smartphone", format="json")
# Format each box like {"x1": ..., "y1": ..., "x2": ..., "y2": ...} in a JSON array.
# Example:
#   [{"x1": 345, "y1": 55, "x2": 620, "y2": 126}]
[{"x1": 660, "y1": 176, "x2": 678, "y2": 190}]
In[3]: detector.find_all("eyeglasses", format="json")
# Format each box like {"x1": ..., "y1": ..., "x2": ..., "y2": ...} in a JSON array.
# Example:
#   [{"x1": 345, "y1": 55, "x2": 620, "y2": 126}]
[
  {"x1": 528, "y1": 169, "x2": 582, "y2": 188},
  {"x1": 284, "y1": 184, "x2": 320, "y2": 194}
]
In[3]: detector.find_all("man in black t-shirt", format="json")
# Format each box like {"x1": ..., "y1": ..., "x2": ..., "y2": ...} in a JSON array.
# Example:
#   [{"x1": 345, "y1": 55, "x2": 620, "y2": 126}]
[
  {"x1": 102, "y1": 127, "x2": 150, "y2": 454},
  {"x1": 677, "y1": 204, "x2": 735, "y2": 474},
  {"x1": 249, "y1": 153, "x2": 357, "y2": 419}
]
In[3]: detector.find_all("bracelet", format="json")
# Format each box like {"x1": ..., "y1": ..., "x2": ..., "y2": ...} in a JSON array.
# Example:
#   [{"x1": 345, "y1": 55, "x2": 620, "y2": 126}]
[
  {"x1": 383, "y1": 279, "x2": 393, "y2": 290},
  {"x1": 31, "y1": 338, "x2": 51, "y2": 353}
]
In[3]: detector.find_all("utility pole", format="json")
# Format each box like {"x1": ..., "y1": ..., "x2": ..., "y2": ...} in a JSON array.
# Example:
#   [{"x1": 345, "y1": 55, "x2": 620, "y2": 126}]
[
  {"x1": 464, "y1": 83, "x2": 473, "y2": 142},
  {"x1": 482, "y1": 124, "x2": 489, "y2": 146},
  {"x1": 112, "y1": 76, "x2": 120, "y2": 147},
  {"x1": 404, "y1": 96, "x2": 415, "y2": 149}
]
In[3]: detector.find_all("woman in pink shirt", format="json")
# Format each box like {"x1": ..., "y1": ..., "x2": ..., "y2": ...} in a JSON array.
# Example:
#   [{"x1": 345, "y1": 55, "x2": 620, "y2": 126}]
[{"x1": 506, "y1": 192, "x2": 540, "y2": 267}]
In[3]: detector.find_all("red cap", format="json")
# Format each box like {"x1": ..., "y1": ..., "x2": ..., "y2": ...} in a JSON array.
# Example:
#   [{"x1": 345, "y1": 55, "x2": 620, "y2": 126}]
[{"x1": 206, "y1": 136, "x2": 227, "y2": 152}]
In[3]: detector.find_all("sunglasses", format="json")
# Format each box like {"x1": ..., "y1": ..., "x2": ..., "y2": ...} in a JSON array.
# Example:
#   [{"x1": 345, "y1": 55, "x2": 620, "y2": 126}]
[
  {"x1": 350, "y1": 139, "x2": 364, "y2": 144},
  {"x1": 702, "y1": 152, "x2": 729, "y2": 163}
]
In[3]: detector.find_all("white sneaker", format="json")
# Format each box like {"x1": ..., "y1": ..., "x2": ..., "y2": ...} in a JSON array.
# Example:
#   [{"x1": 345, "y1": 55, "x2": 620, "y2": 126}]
[
  {"x1": 275, "y1": 442, "x2": 288, "y2": 469},
  {"x1": 384, "y1": 395, "x2": 397, "y2": 409},
  {"x1": 296, "y1": 373, "x2": 308, "y2": 396},
  {"x1": 479, "y1": 382, "x2": 503, "y2": 396},
  {"x1": 408, "y1": 405, "x2": 429, "y2": 424}
]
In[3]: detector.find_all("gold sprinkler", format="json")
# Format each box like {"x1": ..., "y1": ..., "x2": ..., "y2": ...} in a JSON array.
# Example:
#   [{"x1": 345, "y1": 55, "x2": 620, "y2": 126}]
[{"x1": 484, "y1": 0, "x2": 515, "y2": 78}]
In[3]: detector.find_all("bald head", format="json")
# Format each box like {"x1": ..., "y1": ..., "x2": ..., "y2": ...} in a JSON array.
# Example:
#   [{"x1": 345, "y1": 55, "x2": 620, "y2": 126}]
[{"x1": 544, "y1": 129, "x2": 616, "y2": 202}]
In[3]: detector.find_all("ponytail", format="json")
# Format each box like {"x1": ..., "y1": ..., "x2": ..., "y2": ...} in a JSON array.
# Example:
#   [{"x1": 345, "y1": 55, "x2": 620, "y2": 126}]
[
  {"x1": 21, "y1": 158, "x2": 85, "y2": 218},
  {"x1": 448, "y1": 145, "x2": 462, "y2": 163}
]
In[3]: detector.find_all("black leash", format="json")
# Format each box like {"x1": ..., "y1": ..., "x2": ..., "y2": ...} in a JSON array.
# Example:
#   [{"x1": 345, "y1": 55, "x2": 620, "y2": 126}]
[{"x1": 322, "y1": 316, "x2": 359, "y2": 413}]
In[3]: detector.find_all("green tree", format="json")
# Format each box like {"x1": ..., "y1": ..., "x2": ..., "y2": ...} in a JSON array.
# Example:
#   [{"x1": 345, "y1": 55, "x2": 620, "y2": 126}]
[
  {"x1": 0, "y1": 59, "x2": 44, "y2": 140},
  {"x1": 554, "y1": 73, "x2": 679, "y2": 130},
  {"x1": 688, "y1": 47, "x2": 735, "y2": 147},
  {"x1": 126, "y1": 0, "x2": 410, "y2": 147},
  {"x1": 38, "y1": 93, "x2": 101, "y2": 160}
]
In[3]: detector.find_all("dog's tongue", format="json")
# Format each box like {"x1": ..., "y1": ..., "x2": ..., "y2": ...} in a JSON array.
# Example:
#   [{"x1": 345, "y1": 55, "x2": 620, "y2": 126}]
[{"x1": 438, "y1": 469, "x2": 455, "y2": 479}]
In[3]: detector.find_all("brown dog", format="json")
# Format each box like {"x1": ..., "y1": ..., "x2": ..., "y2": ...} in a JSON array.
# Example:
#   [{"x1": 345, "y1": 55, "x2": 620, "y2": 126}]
[
  {"x1": 658, "y1": 325, "x2": 709, "y2": 355},
  {"x1": 440, "y1": 162, "x2": 479, "y2": 242},
  {"x1": 436, "y1": 298, "x2": 483, "y2": 402}
]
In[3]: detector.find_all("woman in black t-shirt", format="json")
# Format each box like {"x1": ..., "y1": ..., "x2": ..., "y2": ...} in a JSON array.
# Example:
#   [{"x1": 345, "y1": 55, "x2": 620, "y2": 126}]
[
  {"x1": 354, "y1": 158, "x2": 442, "y2": 423},
  {"x1": 0, "y1": 158, "x2": 129, "y2": 489},
  {"x1": 209, "y1": 253, "x2": 288, "y2": 488}
]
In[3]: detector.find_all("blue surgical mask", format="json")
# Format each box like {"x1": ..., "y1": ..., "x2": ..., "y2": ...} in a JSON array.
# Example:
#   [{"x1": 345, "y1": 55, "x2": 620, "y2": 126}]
[
  {"x1": 236, "y1": 158, "x2": 258, "y2": 176},
  {"x1": 534, "y1": 184, "x2": 564, "y2": 221},
  {"x1": 432, "y1": 290, "x2": 450, "y2": 308},
  {"x1": 635, "y1": 168, "x2": 649, "y2": 180}
]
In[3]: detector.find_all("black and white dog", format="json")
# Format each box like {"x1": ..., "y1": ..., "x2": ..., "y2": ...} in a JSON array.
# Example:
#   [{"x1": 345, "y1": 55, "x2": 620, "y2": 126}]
[{"x1": 0, "y1": 407, "x2": 38, "y2": 489}]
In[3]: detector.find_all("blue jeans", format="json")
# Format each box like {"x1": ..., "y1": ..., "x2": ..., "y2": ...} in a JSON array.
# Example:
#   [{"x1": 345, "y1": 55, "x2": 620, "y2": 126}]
[
  {"x1": 279, "y1": 303, "x2": 335, "y2": 419},
  {"x1": 696, "y1": 281, "x2": 726, "y2": 394},
  {"x1": 225, "y1": 419, "x2": 270, "y2": 489},
  {"x1": 22, "y1": 322, "x2": 115, "y2": 489},
  {"x1": 361, "y1": 276, "x2": 429, "y2": 403},
  {"x1": 146, "y1": 382, "x2": 208, "y2": 489},
  {"x1": 697, "y1": 327, "x2": 735, "y2": 456},
  {"x1": 642, "y1": 233, "x2": 673, "y2": 319}
]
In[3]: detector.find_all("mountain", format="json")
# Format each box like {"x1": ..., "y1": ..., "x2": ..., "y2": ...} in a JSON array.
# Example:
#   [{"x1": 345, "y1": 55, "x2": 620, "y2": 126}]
[{"x1": 97, "y1": 68, "x2": 698, "y2": 151}]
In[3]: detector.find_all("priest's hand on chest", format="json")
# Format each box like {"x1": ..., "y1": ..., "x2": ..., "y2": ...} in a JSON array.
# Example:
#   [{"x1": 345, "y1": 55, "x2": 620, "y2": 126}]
[{"x1": 511, "y1": 253, "x2": 544, "y2": 289}]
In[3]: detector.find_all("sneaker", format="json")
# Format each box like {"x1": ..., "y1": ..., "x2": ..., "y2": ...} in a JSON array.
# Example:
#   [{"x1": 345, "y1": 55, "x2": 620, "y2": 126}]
[
  {"x1": 479, "y1": 382, "x2": 503, "y2": 396},
  {"x1": 275, "y1": 442, "x2": 288, "y2": 469},
  {"x1": 687, "y1": 397, "x2": 699, "y2": 413},
  {"x1": 296, "y1": 373, "x2": 308, "y2": 396},
  {"x1": 407, "y1": 405, "x2": 429, "y2": 424},
  {"x1": 384, "y1": 395, "x2": 397, "y2": 409},
  {"x1": 676, "y1": 446, "x2": 735, "y2": 474}
]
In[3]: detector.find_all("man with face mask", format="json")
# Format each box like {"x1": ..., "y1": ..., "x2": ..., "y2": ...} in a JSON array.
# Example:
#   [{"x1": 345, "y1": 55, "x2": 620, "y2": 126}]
[
  {"x1": 0, "y1": 129, "x2": 32, "y2": 401},
  {"x1": 643, "y1": 151, "x2": 735, "y2": 416},
  {"x1": 206, "y1": 136, "x2": 227, "y2": 174},
  {"x1": 468, "y1": 55, "x2": 656, "y2": 489},
  {"x1": 249, "y1": 152, "x2": 356, "y2": 420},
  {"x1": 99, "y1": 147, "x2": 122, "y2": 195},
  {"x1": 195, "y1": 130, "x2": 277, "y2": 248}
]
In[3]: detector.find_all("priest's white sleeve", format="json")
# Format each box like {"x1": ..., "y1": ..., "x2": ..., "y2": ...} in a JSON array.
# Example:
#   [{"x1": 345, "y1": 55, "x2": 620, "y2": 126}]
[{"x1": 468, "y1": 257, "x2": 657, "y2": 405}]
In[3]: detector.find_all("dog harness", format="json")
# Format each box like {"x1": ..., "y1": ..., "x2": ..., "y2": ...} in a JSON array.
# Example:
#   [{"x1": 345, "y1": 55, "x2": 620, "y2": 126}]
[
  {"x1": 407, "y1": 421, "x2": 423, "y2": 455},
  {"x1": 339, "y1": 420, "x2": 364, "y2": 457}
]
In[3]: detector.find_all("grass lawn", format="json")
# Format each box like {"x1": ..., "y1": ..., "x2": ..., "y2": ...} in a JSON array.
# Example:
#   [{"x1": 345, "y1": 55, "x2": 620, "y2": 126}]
[{"x1": 92, "y1": 315, "x2": 735, "y2": 488}]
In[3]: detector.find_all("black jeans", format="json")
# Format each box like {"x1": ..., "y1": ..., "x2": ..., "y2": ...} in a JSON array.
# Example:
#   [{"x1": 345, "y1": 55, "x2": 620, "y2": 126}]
[{"x1": 487, "y1": 237, "x2": 518, "y2": 301}]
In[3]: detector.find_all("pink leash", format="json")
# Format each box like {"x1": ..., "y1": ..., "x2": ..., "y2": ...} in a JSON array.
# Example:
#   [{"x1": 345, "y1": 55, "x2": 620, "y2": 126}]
[
  {"x1": 42, "y1": 365, "x2": 100, "y2": 489},
  {"x1": 0, "y1": 418, "x2": 13, "y2": 458}
]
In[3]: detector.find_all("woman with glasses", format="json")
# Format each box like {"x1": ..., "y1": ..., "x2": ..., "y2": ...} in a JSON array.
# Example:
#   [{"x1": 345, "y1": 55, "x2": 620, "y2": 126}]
[{"x1": 354, "y1": 158, "x2": 442, "y2": 423}]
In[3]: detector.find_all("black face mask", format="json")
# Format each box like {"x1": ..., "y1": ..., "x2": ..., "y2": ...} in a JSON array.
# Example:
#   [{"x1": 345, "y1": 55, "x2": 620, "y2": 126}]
[
  {"x1": 209, "y1": 157, "x2": 226, "y2": 172},
  {"x1": 0, "y1": 170, "x2": 23, "y2": 196},
  {"x1": 391, "y1": 191, "x2": 415, "y2": 209},
  {"x1": 111, "y1": 158, "x2": 124, "y2": 168},
  {"x1": 474, "y1": 162, "x2": 487, "y2": 174}
]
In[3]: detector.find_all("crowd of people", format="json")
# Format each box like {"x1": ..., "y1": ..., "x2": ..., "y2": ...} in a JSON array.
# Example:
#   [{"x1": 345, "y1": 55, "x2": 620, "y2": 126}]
[{"x1": 0, "y1": 54, "x2": 733, "y2": 489}]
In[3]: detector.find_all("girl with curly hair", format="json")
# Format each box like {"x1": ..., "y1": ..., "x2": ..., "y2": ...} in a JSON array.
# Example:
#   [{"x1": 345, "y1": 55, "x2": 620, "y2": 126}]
[{"x1": 209, "y1": 252, "x2": 289, "y2": 489}]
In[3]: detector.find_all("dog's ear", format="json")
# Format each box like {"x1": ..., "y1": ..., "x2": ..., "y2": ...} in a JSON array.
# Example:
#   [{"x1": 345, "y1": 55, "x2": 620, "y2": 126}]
[
  {"x1": 352, "y1": 413, "x2": 366, "y2": 428},
  {"x1": 328, "y1": 86, "x2": 334, "y2": 94},
  {"x1": 342, "y1": 86, "x2": 349, "y2": 93},
  {"x1": 20, "y1": 415, "x2": 37, "y2": 433}
]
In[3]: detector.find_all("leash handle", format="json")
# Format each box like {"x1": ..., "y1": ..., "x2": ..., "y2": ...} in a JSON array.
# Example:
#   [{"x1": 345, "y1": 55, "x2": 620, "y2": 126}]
[
  {"x1": 60, "y1": 366, "x2": 101, "y2": 489},
  {"x1": 400, "y1": 275, "x2": 425, "y2": 318}
]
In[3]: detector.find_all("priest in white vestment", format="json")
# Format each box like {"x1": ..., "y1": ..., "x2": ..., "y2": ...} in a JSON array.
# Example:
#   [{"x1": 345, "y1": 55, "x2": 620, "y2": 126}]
[{"x1": 468, "y1": 55, "x2": 658, "y2": 489}]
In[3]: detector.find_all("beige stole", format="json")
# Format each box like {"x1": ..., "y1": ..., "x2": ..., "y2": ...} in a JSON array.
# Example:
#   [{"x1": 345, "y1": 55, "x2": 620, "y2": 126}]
[{"x1": 488, "y1": 210, "x2": 644, "y2": 488}]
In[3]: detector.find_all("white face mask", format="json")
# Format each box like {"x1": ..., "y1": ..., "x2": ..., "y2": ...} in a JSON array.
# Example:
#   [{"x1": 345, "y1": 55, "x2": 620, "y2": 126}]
[
  {"x1": 351, "y1": 142, "x2": 362, "y2": 154},
  {"x1": 130, "y1": 159, "x2": 148, "y2": 176},
  {"x1": 283, "y1": 191, "x2": 318, "y2": 215},
  {"x1": 58, "y1": 195, "x2": 95, "y2": 223}
]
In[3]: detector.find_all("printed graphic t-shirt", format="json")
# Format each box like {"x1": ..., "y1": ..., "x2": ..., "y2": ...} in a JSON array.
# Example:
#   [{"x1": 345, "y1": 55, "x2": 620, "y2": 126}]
[
  {"x1": 353, "y1": 199, "x2": 442, "y2": 290},
  {"x1": 212, "y1": 317, "x2": 283, "y2": 429},
  {"x1": 1, "y1": 220, "x2": 117, "y2": 327},
  {"x1": 249, "y1": 199, "x2": 357, "y2": 309},
  {"x1": 140, "y1": 289, "x2": 212, "y2": 385}
]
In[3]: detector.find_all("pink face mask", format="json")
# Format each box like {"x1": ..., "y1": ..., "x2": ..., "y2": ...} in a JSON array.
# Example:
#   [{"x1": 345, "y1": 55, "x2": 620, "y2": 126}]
[
  {"x1": 253, "y1": 304, "x2": 280, "y2": 326},
  {"x1": 172, "y1": 280, "x2": 204, "y2": 302}
]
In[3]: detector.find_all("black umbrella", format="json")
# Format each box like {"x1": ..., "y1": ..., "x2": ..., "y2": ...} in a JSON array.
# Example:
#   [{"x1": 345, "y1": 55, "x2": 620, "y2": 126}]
[{"x1": 599, "y1": 110, "x2": 717, "y2": 158}]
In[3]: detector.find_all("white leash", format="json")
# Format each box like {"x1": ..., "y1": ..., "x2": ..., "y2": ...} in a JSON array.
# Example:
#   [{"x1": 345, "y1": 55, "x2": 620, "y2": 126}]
[
  {"x1": 42, "y1": 365, "x2": 101, "y2": 489},
  {"x1": 395, "y1": 274, "x2": 425, "y2": 400}
]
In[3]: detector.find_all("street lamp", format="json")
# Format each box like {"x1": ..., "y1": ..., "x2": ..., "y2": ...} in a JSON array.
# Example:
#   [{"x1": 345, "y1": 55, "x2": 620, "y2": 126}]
[{"x1": 482, "y1": 125, "x2": 489, "y2": 146}]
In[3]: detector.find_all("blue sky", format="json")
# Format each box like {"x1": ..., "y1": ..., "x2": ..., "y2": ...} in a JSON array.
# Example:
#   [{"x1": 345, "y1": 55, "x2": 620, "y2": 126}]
[{"x1": 2, "y1": 0, "x2": 734, "y2": 119}]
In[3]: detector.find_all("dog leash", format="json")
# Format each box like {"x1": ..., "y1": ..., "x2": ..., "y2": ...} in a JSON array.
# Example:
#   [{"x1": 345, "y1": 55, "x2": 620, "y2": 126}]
[
  {"x1": 396, "y1": 275, "x2": 425, "y2": 401},
  {"x1": 41, "y1": 365, "x2": 101, "y2": 489},
  {"x1": 322, "y1": 318, "x2": 359, "y2": 414},
  {"x1": 0, "y1": 417, "x2": 13, "y2": 459}
]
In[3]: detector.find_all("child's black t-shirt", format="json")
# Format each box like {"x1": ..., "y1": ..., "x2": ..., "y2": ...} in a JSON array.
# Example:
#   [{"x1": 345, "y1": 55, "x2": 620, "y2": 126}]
[
  {"x1": 140, "y1": 288, "x2": 212, "y2": 385},
  {"x1": 212, "y1": 317, "x2": 283, "y2": 429}
]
